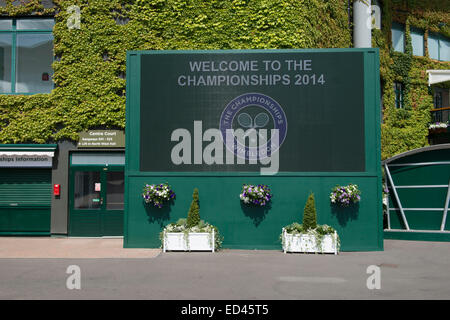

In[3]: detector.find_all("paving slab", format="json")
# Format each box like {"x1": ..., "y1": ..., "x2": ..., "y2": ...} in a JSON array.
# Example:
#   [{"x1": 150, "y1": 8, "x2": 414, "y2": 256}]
[{"x1": 0, "y1": 237, "x2": 161, "y2": 258}]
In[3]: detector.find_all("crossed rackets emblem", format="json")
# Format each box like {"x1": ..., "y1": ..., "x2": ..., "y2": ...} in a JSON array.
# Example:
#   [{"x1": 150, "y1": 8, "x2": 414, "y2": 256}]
[{"x1": 237, "y1": 112, "x2": 270, "y2": 140}]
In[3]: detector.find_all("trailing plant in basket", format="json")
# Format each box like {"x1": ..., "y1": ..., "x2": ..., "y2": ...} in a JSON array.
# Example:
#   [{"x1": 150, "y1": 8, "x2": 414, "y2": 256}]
[
  {"x1": 160, "y1": 218, "x2": 223, "y2": 250},
  {"x1": 240, "y1": 184, "x2": 272, "y2": 206},
  {"x1": 161, "y1": 188, "x2": 223, "y2": 249},
  {"x1": 142, "y1": 183, "x2": 175, "y2": 208},
  {"x1": 330, "y1": 184, "x2": 361, "y2": 207}
]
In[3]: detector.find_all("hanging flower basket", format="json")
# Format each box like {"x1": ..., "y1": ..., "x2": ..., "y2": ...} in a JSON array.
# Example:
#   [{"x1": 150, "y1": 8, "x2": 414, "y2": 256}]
[
  {"x1": 239, "y1": 184, "x2": 272, "y2": 206},
  {"x1": 429, "y1": 122, "x2": 448, "y2": 134},
  {"x1": 142, "y1": 183, "x2": 175, "y2": 208},
  {"x1": 330, "y1": 184, "x2": 361, "y2": 207}
]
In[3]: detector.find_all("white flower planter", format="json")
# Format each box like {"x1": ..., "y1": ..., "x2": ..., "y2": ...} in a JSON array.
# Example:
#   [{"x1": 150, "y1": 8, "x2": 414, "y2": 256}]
[
  {"x1": 163, "y1": 230, "x2": 215, "y2": 252},
  {"x1": 282, "y1": 229, "x2": 338, "y2": 254}
]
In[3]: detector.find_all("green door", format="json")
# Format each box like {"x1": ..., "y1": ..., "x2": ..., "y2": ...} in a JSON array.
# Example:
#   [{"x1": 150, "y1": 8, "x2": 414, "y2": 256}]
[
  {"x1": 0, "y1": 168, "x2": 51, "y2": 235},
  {"x1": 69, "y1": 165, "x2": 124, "y2": 236}
]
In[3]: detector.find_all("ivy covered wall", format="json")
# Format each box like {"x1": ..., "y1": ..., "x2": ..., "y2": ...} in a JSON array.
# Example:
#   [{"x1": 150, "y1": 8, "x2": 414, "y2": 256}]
[
  {"x1": 377, "y1": 0, "x2": 450, "y2": 159},
  {"x1": 0, "y1": 0, "x2": 351, "y2": 143},
  {"x1": 2, "y1": 0, "x2": 449, "y2": 161}
]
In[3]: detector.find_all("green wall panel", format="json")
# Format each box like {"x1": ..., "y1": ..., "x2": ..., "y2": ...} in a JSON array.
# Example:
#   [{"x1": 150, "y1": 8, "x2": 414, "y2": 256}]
[
  {"x1": 388, "y1": 188, "x2": 448, "y2": 208},
  {"x1": 388, "y1": 210, "x2": 443, "y2": 231},
  {"x1": 384, "y1": 231, "x2": 450, "y2": 242},
  {"x1": 0, "y1": 207, "x2": 50, "y2": 233},
  {"x1": 125, "y1": 176, "x2": 382, "y2": 251},
  {"x1": 390, "y1": 149, "x2": 450, "y2": 164},
  {"x1": 389, "y1": 164, "x2": 450, "y2": 186},
  {"x1": 69, "y1": 213, "x2": 101, "y2": 237},
  {"x1": 102, "y1": 212, "x2": 124, "y2": 236},
  {"x1": 125, "y1": 49, "x2": 382, "y2": 251}
]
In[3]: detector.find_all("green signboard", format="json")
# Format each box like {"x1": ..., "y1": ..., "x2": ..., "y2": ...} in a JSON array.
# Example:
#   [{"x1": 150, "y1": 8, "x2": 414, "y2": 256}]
[
  {"x1": 125, "y1": 49, "x2": 382, "y2": 251},
  {"x1": 78, "y1": 130, "x2": 125, "y2": 148},
  {"x1": 140, "y1": 51, "x2": 365, "y2": 172}
]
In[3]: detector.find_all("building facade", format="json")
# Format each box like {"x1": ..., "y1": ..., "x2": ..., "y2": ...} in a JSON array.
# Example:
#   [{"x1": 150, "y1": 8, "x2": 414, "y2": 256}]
[{"x1": 0, "y1": 0, "x2": 448, "y2": 238}]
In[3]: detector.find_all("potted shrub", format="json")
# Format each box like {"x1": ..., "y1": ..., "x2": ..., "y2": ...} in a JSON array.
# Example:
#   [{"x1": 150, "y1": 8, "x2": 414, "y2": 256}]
[
  {"x1": 281, "y1": 192, "x2": 340, "y2": 254},
  {"x1": 161, "y1": 188, "x2": 222, "y2": 252}
]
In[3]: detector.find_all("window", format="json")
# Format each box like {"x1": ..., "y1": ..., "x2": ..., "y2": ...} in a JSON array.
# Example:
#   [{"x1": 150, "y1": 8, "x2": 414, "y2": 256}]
[
  {"x1": 440, "y1": 37, "x2": 450, "y2": 62},
  {"x1": 410, "y1": 27, "x2": 424, "y2": 56},
  {"x1": 0, "y1": 18, "x2": 54, "y2": 94},
  {"x1": 391, "y1": 23, "x2": 405, "y2": 53},
  {"x1": 428, "y1": 33, "x2": 450, "y2": 62},
  {"x1": 394, "y1": 82, "x2": 404, "y2": 109},
  {"x1": 434, "y1": 91, "x2": 443, "y2": 109}
]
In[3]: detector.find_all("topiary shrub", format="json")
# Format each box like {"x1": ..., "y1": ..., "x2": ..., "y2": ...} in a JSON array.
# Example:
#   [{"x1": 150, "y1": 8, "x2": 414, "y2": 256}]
[
  {"x1": 302, "y1": 192, "x2": 317, "y2": 231},
  {"x1": 186, "y1": 188, "x2": 200, "y2": 228}
]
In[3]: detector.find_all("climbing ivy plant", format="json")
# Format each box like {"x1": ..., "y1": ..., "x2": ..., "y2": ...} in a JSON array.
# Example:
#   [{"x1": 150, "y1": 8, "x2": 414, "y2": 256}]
[
  {"x1": 378, "y1": 0, "x2": 450, "y2": 159},
  {"x1": 0, "y1": 0, "x2": 351, "y2": 144},
  {"x1": 1, "y1": 0, "x2": 448, "y2": 159}
]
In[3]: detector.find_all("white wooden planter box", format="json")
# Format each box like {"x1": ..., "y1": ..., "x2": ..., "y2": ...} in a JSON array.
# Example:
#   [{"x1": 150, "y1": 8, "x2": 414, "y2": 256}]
[
  {"x1": 282, "y1": 229, "x2": 338, "y2": 254},
  {"x1": 163, "y1": 231, "x2": 215, "y2": 252}
]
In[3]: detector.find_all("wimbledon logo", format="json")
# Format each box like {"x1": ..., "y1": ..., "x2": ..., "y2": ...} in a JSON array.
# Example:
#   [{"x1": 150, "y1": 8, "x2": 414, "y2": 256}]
[
  {"x1": 219, "y1": 93, "x2": 288, "y2": 160},
  {"x1": 170, "y1": 92, "x2": 287, "y2": 175}
]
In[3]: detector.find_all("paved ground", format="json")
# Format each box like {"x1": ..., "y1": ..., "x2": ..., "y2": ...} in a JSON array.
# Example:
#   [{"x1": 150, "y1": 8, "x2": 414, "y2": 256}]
[
  {"x1": 0, "y1": 238, "x2": 449, "y2": 299},
  {"x1": 0, "y1": 237, "x2": 160, "y2": 258}
]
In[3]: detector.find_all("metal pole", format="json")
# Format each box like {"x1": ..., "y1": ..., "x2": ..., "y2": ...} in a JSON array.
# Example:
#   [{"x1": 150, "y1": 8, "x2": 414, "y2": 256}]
[
  {"x1": 334, "y1": 231, "x2": 337, "y2": 255},
  {"x1": 353, "y1": 0, "x2": 372, "y2": 48},
  {"x1": 385, "y1": 183, "x2": 391, "y2": 229},
  {"x1": 440, "y1": 180, "x2": 450, "y2": 231},
  {"x1": 163, "y1": 230, "x2": 166, "y2": 253},
  {"x1": 212, "y1": 229, "x2": 215, "y2": 253},
  {"x1": 385, "y1": 164, "x2": 410, "y2": 230}
]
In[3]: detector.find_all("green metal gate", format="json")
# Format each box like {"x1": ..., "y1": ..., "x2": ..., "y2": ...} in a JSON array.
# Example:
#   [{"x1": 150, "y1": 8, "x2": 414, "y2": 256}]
[
  {"x1": 384, "y1": 144, "x2": 450, "y2": 241},
  {"x1": 0, "y1": 168, "x2": 51, "y2": 235}
]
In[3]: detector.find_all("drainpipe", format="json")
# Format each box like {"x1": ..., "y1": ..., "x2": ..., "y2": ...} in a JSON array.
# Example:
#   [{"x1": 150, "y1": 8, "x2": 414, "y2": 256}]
[{"x1": 353, "y1": 0, "x2": 372, "y2": 48}]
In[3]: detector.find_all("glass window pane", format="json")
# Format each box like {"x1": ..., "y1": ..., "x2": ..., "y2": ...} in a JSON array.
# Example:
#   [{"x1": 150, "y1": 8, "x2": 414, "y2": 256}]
[
  {"x1": 394, "y1": 82, "x2": 403, "y2": 109},
  {"x1": 74, "y1": 171, "x2": 101, "y2": 209},
  {"x1": 411, "y1": 29, "x2": 424, "y2": 56},
  {"x1": 0, "y1": 34, "x2": 12, "y2": 93},
  {"x1": 15, "y1": 33, "x2": 53, "y2": 93},
  {"x1": 16, "y1": 19, "x2": 54, "y2": 30},
  {"x1": 106, "y1": 172, "x2": 124, "y2": 210},
  {"x1": 434, "y1": 92, "x2": 442, "y2": 109},
  {"x1": 429, "y1": 34, "x2": 440, "y2": 60},
  {"x1": 0, "y1": 20, "x2": 12, "y2": 30},
  {"x1": 392, "y1": 23, "x2": 404, "y2": 52},
  {"x1": 440, "y1": 37, "x2": 450, "y2": 62},
  {"x1": 71, "y1": 153, "x2": 125, "y2": 165}
]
